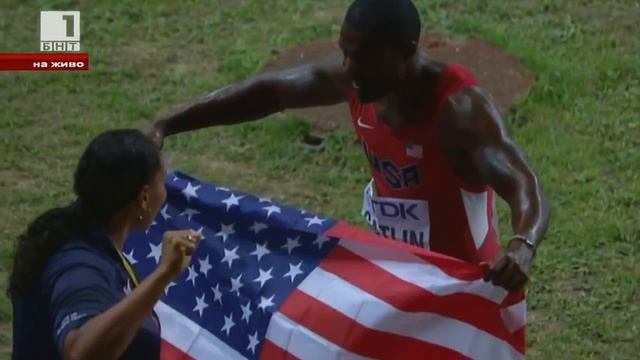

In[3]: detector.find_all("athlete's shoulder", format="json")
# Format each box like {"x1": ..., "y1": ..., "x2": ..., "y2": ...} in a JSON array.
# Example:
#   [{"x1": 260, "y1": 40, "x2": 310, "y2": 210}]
[
  {"x1": 440, "y1": 63, "x2": 476, "y2": 80},
  {"x1": 436, "y1": 63, "x2": 478, "y2": 103}
]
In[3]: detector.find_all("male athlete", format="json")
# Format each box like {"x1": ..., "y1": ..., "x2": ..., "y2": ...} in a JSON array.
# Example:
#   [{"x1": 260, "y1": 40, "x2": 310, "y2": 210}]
[{"x1": 145, "y1": 0, "x2": 550, "y2": 292}]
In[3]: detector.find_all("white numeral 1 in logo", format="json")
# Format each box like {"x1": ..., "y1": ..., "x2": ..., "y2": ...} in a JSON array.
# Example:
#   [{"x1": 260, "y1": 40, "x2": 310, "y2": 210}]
[{"x1": 40, "y1": 11, "x2": 80, "y2": 52}]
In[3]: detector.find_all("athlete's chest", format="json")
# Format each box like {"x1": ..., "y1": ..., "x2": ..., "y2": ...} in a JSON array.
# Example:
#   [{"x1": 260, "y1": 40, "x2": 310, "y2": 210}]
[{"x1": 351, "y1": 102, "x2": 444, "y2": 191}]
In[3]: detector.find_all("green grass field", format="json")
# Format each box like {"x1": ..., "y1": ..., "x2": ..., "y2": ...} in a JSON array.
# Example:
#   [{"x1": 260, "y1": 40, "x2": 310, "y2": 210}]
[{"x1": 1, "y1": 0, "x2": 638, "y2": 358}]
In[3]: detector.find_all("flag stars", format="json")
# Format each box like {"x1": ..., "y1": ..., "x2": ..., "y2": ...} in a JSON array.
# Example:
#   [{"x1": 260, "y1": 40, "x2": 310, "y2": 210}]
[
  {"x1": 222, "y1": 246, "x2": 240, "y2": 268},
  {"x1": 193, "y1": 293, "x2": 208, "y2": 317},
  {"x1": 284, "y1": 262, "x2": 304, "y2": 282},
  {"x1": 257, "y1": 295, "x2": 275, "y2": 312},
  {"x1": 123, "y1": 249, "x2": 137, "y2": 264},
  {"x1": 212, "y1": 284, "x2": 223, "y2": 305},
  {"x1": 145, "y1": 220, "x2": 157, "y2": 235},
  {"x1": 194, "y1": 226, "x2": 206, "y2": 239},
  {"x1": 198, "y1": 255, "x2": 213, "y2": 277},
  {"x1": 230, "y1": 274, "x2": 243, "y2": 296},
  {"x1": 250, "y1": 221, "x2": 268, "y2": 234},
  {"x1": 147, "y1": 242, "x2": 162, "y2": 264},
  {"x1": 133, "y1": 178, "x2": 345, "y2": 346},
  {"x1": 240, "y1": 302, "x2": 252, "y2": 324},
  {"x1": 304, "y1": 215, "x2": 326, "y2": 227},
  {"x1": 253, "y1": 267, "x2": 273, "y2": 289},
  {"x1": 160, "y1": 205, "x2": 171, "y2": 221},
  {"x1": 250, "y1": 242, "x2": 270, "y2": 261},
  {"x1": 182, "y1": 182, "x2": 201, "y2": 202},
  {"x1": 216, "y1": 223, "x2": 235, "y2": 242},
  {"x1": 123, "y1": 279, "x2": 132, "y2": 295},
  {"x1": 180, "y1": 207, "x2": 200, "y2": 221},
  {"x1": 262, "y1": 205, "x2": 281, "y2": 218},
  {"x1": 221, "y1": 313, "x2": 235, "y2": 336},
  {"x1": 165, "y1": 281, "x2": 176, "y2": 296},
  {"x1": 282, "y1": 236, "x2": 301, "y2": 254},
  {"x1": 221, "y1": 193, "x2": 244, "y2": 211},
  {"x1": 313, "y1": 235, "x2": 332, "y2": 250},
  {"x1": 247, "y1": 331, "x2": 259, "y2": 354},
  {"x1": 186, "y1": 265, "x2": 198, "y2": 286}
]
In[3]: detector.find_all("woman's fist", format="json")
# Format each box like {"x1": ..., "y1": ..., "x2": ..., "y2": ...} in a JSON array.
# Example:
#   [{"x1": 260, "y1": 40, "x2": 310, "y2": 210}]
[{"x1": 157, "y1": 230, "x2": 203, "y2": 277}]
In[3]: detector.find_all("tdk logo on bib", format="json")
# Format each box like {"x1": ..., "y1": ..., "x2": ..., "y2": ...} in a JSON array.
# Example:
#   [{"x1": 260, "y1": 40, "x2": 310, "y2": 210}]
[
  {"x1": 361, "y1": 180, "x2": 431, "y2": 249},
  {"x1": 369, "y1": 201, "x2": 421, "y2": 221}
]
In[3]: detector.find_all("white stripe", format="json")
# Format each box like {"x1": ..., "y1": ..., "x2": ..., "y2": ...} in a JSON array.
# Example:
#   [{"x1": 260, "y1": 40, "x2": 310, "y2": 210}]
[
  {"x1": 340, "y1": 240, "x2": 508, "y2": 303},
  {"x1": 460, "y1": 189, "x2": 489, "y2": 250},
  {"x1": 265, "y1": 312, "x2": 370, "y2": 360},
  {"x1": 501, "y1": 299, "x2": 527, "y2": 333},
  {"x1": 155, "y1": 301, "x2": 247, "y2": 360},
  {"x1": 299, "y1": 268, "x2": 523, "y2": 360},
  {"x1": 491, "y1": 192, "x2": 500, "y2": 240}
]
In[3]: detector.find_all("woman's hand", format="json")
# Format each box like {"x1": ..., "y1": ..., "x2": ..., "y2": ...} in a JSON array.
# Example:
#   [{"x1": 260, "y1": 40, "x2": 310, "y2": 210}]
[
  {"x1": 61, "y1": 229, "x2": 203, "y2": 360},
  {"x1": 157, "y1": 230, "x2": 203, "y2": 278}
]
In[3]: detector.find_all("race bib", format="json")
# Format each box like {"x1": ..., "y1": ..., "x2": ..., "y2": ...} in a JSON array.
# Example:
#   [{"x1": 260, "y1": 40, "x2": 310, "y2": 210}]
[{"x1": 361, "y1": 179, "x2": 431, "y2": 249}]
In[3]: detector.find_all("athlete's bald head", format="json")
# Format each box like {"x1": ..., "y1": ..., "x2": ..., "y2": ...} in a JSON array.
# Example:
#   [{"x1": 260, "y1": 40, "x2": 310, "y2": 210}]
[
  {"x1": 344, "y1": 0, "x2": 421, "y2": 52},
  {"x1": 339, "y1": 0, "x2": 422, "y2": 103}
]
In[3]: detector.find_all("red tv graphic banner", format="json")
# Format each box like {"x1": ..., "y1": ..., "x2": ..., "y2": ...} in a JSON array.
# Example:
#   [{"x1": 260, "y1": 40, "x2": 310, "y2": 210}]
[{"x1": 0, "y1": 53, "x2": 89, "y2": 71}]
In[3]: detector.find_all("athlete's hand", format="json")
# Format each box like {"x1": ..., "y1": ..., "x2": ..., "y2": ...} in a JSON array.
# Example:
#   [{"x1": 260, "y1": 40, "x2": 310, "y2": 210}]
[
  {"x1": 157, "y1": 230, "x2": 203, "y2": 278},
  {"x1": 483, "y1": 238, "x2": 534, "y2": 292},
  {"x1": 143, "y1": 121, "x2": 165, "y2": 150}
]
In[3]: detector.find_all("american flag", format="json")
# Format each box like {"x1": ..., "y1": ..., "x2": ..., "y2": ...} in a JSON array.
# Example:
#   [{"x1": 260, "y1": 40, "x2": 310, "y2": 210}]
[{"x1": 125, "y1": 171, "x2": 526, "y2": 360}]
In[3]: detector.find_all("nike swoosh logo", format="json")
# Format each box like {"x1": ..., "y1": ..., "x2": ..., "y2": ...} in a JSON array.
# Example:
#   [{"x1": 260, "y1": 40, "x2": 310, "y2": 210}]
[{"x1": 357, "y1": 117, "x2": 374, "y2": 129}]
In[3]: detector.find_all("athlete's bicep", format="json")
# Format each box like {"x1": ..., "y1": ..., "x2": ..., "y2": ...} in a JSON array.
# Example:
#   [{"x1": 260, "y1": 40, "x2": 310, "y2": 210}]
[
  {"x1": 443, "y1": 87, "x2": 537, "y2": 198},
  {"x1": 263, "y1": 58, "x2": 350, "y2": 109}
]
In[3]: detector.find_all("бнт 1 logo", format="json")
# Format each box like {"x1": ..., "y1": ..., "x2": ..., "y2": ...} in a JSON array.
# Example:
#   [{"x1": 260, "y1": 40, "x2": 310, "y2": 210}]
[
  {"x1": 40, "y1": 11, "x2": 80, "y2": 52},
  {"x1": 0, "y1": 10, "x2": 87, "y2": 71}
]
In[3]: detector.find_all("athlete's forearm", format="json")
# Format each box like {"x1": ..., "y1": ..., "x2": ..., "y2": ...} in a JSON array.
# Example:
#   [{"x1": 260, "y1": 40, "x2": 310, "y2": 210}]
[
  {"x1": 507, "y1": 173, "x2": 550, "y2": 248},
  {"x1": 470, "y1": 139, "x2": 551, "y2": 249},
  {"x1": 155, "y1": 78, "x2": 283, "y2": 136}
]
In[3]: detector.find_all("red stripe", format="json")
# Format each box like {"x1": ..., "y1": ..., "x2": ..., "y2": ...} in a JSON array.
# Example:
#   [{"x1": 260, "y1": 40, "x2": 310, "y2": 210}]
[
  {"x1": 325, "y1": 222, "x2": 484, "y2": 281},
  {"x1": 280, "y1": 289, "x2": 468, "y2": 360},
  {"x1": 160, "y1": 340, "x2": 194, "y2": 360},
  {"x1": 513, "y1": 326, "x2": 526, "y2": 354},
  {"x1": 259, "y1": 339, "x2": 299, "y2": 360},
  {"x1": 476, "y1": 190, "x2": 502, "y2": 262},
  {"x1": 321, "y1": 245, "x2": 524, "y2": 352},
  {"x1": 325, "y1": 222, "x2": 525, "y2": 307},
  {"x1": 502, "y1": 288, "x2": 526, "y2": 307}
]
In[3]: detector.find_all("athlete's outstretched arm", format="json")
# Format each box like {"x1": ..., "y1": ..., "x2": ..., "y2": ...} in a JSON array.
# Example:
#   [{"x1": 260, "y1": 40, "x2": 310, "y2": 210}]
[
  {"x1": 146, "y1": 59, "x2": 349, "y2": 147},
  {"x1": 440, "y1": 87, "x2": 551, "y2": 292}
]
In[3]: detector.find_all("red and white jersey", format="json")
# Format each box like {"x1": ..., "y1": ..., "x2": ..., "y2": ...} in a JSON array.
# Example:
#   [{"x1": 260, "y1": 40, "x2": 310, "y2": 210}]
[{"x1": 348, "y1": 64, "x2": 500, "y2": 263}]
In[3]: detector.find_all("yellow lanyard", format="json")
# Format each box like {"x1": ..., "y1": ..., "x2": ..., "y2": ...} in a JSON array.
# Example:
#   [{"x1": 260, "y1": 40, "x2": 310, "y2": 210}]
[
  {"x1": 117, "y1": 251, "x2": 160, "y2": 329},
  {"x1": 117, "y1": 251, "x2": 139, "y2": 287}
]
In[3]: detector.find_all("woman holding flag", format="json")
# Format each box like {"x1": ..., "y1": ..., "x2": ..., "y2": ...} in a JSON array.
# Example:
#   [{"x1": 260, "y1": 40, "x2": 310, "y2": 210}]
[{"x1": 8, "y1": 129, "x2": 201, "y2": 359}]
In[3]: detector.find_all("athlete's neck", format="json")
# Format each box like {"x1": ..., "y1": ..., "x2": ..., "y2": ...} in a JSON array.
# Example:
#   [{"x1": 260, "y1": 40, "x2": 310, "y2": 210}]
[
  {"x1": 106, "y1": 212, "x2": 133, "y2": 253},
  {"x1": 377, "y1": 53, "x2": 436, "y2": 128}
]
